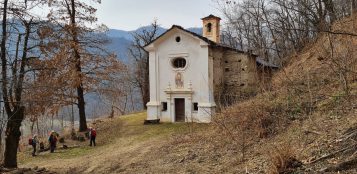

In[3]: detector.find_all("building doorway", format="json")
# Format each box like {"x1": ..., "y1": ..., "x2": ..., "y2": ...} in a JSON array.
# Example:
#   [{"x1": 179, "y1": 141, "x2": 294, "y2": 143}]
[{"x1": 175, "y1": 98, "x2": 185, "y2": 122}]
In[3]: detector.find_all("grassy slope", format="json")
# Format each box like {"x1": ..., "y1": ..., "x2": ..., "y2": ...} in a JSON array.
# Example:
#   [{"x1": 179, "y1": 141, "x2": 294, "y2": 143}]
[{"x1": 19, "y1": 112, "x2": 209, "y2": 173}]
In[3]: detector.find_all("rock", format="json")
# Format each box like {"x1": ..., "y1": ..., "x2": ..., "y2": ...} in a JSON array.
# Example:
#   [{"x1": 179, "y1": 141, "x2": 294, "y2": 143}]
[{"x1": 36, "y1": 167, "x2": 46, "y2": 172}]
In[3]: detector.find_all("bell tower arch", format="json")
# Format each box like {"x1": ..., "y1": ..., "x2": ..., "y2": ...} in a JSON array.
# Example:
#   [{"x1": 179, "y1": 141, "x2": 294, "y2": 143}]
[{"x1": 201, "y1": 14, "x2": 221, "y2": 43}]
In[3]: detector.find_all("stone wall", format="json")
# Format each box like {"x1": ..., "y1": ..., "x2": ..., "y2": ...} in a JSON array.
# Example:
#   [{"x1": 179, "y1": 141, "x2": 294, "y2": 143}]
[
  {"x1": 209, "y1": 48, "x2": 224, "y2": 107},
  {"x1": 210, "y1": 47, "x2": 259, "y2": 107},
  {"x1": 222, "y1": 50, "x2": 258, "y2": 93}
]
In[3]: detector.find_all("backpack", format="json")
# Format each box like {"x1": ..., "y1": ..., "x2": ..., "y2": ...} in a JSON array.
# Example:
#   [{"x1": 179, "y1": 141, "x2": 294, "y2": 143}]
[
  {"x1": 28, "y1": 138, "x2": 33, "y2": 145},
  {"x1": 91, "y1": 129, "x2": 97, "y2": 137}
]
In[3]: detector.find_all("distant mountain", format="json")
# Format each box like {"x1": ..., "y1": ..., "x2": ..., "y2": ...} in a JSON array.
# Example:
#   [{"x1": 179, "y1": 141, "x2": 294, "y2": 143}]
[
  {"x1": 107, "y1": 26, "x2": 166, "y2": 40},
  {"x1": 105, "y1": 37, "x2": 132, "y2": 63},
  {"x1": 105, "y1": 26, "x2": 202, "y2": 63},
  {"x1": 186, "y1": 27, "x2": 203, "y2": 35},
  {"x1": 107, "y1": 29, "x2": 133, "y2": 40}
]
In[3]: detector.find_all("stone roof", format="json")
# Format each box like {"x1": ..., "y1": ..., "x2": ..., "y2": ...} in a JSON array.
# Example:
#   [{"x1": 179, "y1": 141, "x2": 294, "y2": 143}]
[
  {"x1": 145, "y1": 25, "x2": 278, "y2": 69},
  {"x1": 145, "y1": 25, "x2": 246, "y2": 53},
  {"x1": 201, "y1": 14, "x2": 221, "y2": 20}
]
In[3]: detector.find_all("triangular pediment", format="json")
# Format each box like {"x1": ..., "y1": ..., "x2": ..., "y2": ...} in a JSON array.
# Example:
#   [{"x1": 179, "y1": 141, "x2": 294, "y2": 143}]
[{"x1": 144, "y1": 25, "x2": 213, "y2": 51}]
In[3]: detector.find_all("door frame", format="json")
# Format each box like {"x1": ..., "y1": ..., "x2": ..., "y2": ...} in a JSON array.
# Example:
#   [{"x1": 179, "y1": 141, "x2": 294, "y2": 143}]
[{"x1": 174, "y1": 98, "x2": 185, "y2": 122}]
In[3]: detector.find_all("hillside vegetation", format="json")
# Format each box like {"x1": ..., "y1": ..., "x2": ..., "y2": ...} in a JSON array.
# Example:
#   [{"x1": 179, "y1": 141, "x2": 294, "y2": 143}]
[{"x1": 211, "y1": 15, "x2": 357, "y2": 173}]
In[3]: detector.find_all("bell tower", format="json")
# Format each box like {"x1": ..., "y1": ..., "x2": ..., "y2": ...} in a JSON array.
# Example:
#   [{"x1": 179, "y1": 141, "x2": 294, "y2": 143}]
[{"x1": 202, "y1": 14, "x2": 221, "y2": 43}]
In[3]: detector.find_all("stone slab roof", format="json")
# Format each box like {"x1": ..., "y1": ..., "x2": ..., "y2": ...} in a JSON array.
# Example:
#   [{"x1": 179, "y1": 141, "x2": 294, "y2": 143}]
[{"x1": 145, "y1": 25, "x2": 279, "y2": 69}]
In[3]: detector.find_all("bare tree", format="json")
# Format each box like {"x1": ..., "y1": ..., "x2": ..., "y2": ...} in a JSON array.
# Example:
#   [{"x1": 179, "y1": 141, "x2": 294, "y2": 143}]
[
  {"x1": 128, "y1": 21, "x2": 160, "y2": 109},
  {"x1": 45, "y1": 0, "x2": 117, "y2": 131},
  {"x1": 0, "y1": 0, "x2": 44, "y2": 168},
  {"x1": 215, "y1": 0, "x2": 357, "y2": 65}
]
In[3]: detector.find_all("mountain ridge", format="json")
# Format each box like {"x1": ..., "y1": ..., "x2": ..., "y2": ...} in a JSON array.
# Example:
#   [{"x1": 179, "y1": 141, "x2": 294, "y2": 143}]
[{"x1": 105, "y1": 26, "x2": 202, "y2": 63}]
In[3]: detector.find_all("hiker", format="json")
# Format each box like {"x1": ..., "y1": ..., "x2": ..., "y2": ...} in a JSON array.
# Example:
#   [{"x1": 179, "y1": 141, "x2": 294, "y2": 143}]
[
  {"x1": 89, "y1": 127, "x2": 97, "y2": 147},
  {"x1": 31, "y1": 134, "x2": 38, "y2": 156},
  {"x1": 48, "y1": 131, "x2": 58, "y2": 153}
]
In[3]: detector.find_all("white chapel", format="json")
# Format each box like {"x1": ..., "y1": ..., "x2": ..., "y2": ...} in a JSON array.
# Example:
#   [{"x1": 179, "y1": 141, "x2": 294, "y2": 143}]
[{"x1": 144, "y1": 15, "x2": 277, "y2": 123}]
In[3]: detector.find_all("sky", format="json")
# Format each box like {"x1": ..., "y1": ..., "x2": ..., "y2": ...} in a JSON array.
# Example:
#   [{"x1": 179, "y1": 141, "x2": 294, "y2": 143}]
[{"x1": 93, "y1": 0, "x2": 220, "y2": 31}]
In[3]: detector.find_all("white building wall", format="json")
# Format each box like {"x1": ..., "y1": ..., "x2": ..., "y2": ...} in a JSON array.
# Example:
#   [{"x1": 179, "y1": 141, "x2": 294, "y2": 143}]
[{"x1": 146, "y1": 28, "x2": 215, "y2": 123}]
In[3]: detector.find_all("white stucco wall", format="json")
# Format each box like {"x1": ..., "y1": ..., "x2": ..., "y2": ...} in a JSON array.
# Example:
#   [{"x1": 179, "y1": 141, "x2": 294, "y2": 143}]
[{"x1": 145, "y1": 28, "x2": 215, "y2": 123}]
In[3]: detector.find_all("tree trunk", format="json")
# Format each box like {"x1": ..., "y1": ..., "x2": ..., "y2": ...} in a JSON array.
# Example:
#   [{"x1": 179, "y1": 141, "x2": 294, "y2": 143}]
[
  {"x1": 4, "y1": 107, "x2": 24, "y2": 168},
  {"x1": 30, "y1": 120, "x2": 35, "y2": 135},
  {"x1": 36, "y1": 119, "x2": 39, "y2": 137},
  {"x1": 71, "y1": 103, "x2": 74, "y2": 131},
  {"x1": 77, "y1": 85, "x2": 87, "y2": 131},
  {"x1": 142, "y1": 56, "x2": 150, "y2": 109},
  {"x1": 69, "y1": 0, "x2": 87, "y2": 132}
]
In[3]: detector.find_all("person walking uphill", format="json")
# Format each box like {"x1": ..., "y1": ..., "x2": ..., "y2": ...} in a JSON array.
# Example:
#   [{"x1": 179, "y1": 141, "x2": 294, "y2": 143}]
[
  {"x1": 31, "y1": 134, "x2": 38, "y2": 156},
  {"x1": 89, "y1": 127, "x2": 97, "y2": 147},
  {"x1": 48, "y1": 131, "x2": 58, "y2": 153}
]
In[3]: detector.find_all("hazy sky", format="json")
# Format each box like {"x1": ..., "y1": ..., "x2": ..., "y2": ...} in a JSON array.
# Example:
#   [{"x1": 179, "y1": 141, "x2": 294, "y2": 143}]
[{"x1": 94, "y1": 0, "x2": 219, "y2": 31}]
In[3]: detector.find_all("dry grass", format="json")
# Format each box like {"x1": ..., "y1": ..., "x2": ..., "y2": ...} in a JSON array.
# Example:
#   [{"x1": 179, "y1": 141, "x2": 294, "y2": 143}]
[
  {"x1": 266, "y1": 144, "x2": 299, "y2": 174},
  {"x1": 18, "y1": 112, "x2": 211, "y2": 173}
]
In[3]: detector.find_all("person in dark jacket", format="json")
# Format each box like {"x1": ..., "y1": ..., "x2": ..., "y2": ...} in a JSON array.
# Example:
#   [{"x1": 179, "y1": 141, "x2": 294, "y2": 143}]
[
  {"x1": 89, "y1": 127, "x2": 97, "y2": 147},
  {"x1": 32, "y1": 134, "x2": 38, "y2": 156},
  {"x1": 48, "y1": 131, "x2": 58, "y2": 153}
]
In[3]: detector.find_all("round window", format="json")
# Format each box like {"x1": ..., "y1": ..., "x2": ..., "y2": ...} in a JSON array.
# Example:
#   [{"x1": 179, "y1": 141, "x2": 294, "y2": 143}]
[
  {"x1": 172, "y1": 57, "x2": 186, "y2": 69},
  {"x1": 175, "y1": 36, "x2": 181, "y2": 42}
]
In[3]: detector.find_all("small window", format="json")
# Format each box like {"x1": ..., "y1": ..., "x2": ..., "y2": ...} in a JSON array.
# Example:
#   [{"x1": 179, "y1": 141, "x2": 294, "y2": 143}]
[
  {"x1": 172, "y1": 57, "x2": 186, "y2": 68},
  {"x1": 207, "y1": 23, "x2": 212, "y2": 32},
  {"x1": 225, "y1": 68, "x2": 230, "y2": 72},
  {"x1": 175, "y1": 36, "x2": 181, "y2": 42},
  {"x1": 238, "y1": 59, "x2": 241, "y2": 62},
  {"x1": 162, "y1": 102, "x2": 167, "y2": 111},
  {"x1": 240, "y1": 83, "x2": 245, "y2": 87},
  {"x1": 225, "y1": 61, "x2": 228, "y2": 63},
  {"x1": 242, "y1": 68, "x2": 245, "y2": 71},
  {"x1": 193, "y1": 103, "x2": 198, "y2": 111}
]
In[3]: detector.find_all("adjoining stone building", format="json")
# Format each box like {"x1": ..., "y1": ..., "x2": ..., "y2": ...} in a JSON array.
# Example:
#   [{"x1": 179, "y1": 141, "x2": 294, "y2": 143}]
[{"x1": 144, "y1": 15, "x2": 278, "y2": 123}]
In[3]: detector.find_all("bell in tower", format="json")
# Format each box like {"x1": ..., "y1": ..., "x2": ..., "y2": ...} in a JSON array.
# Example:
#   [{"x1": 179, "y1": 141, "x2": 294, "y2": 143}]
[{"x1": 201, "y1": 14, "x2": 221, "y2": 43}]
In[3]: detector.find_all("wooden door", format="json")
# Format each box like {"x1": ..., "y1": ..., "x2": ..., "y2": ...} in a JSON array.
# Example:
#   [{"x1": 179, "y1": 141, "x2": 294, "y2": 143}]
[{"x1": 175, "y1": 98, "x2": 185, "y2": 122}]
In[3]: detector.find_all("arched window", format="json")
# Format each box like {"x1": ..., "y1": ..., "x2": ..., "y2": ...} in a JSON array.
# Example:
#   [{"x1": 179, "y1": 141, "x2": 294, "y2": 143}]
[
  {"x1": 172, "y1": 57, "x2": 186, "y2": 68},
  {"x1": 207, "y1": 23, "x2": 212, "y2": 32}
]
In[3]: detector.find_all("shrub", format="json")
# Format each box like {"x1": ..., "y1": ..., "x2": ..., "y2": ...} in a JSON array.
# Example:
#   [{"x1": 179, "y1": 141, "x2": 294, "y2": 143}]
[
  {"x1": 59, "y1": 137, "x2": 65, "y2": 143},
  {"x1": 267, "y1": 144, "x2": 302, "y2": 174}
]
